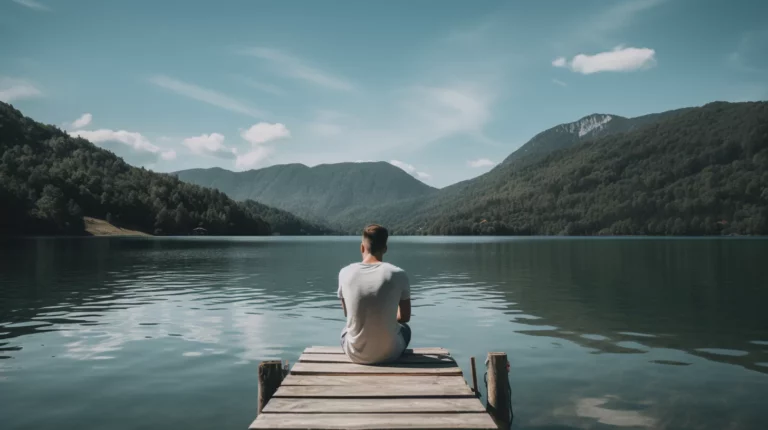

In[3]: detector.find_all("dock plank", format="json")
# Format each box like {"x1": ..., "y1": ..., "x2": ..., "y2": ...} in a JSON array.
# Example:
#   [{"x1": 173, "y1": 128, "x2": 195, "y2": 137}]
[
  {"x1": 299, "y1": 353, "x2": 456, "y2": 365},
  {"x1": 263, "y1": 398, "x2": 486, "y2": 414},
  {"x1": 280, "y1": 375, "x2": 468, "y2": 386},
  {"x1": 305, "y1": 346, "x2": 450, "y2": 356},
  {"x1": 249, "y1": 413, "x2": 497, "y2": 429},
  {"x1": 274, "y1": 384, "x2": 474, "y2": 398},
  {"x1": 290, "y1": 362, "x2": 462, "y2": 376}
]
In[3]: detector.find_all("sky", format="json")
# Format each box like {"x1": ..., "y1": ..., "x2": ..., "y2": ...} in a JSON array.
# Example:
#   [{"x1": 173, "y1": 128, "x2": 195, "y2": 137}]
[{"x1": 1, "y1": 0, "x2": 767, "y2": 187}]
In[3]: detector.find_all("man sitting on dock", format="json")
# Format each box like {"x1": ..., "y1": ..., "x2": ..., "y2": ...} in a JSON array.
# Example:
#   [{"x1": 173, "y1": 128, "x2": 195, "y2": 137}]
[{"x1": 338, "y1": 224, "x2": 412, "y2": 364}]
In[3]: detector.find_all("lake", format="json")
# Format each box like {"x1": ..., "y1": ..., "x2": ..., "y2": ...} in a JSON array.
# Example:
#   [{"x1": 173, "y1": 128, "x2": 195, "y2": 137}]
[{"x1": 1, "y1": 237, "x2": 767, "y2": 429}]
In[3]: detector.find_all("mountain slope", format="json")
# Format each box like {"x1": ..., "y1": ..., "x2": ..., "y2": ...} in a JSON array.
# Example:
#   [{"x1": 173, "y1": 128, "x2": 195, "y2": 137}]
[
  {"x1": 175, "y1": 162, "x2": 437, "y2": 224},
  {"x1": 501, "y1": 107, "x2": 693, "y2": 168},
  {"x1": 389, "y1": 101, "x2": 768, "y2": 235},
  {"x1": 0, "y1": 102, "x2": 328, "y2": 236}
]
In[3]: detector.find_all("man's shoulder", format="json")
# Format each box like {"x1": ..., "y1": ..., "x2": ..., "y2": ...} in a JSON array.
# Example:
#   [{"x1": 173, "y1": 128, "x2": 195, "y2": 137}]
[
  {"x1": 339, "y1": 263, "x2": 361, "y2": 276},
  {"x1": 382, "y1": 262, "x2": 406, "y2": 273}
]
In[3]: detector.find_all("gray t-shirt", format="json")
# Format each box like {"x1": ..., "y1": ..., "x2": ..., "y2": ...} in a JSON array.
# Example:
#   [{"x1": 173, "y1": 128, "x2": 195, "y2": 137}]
[{"x1": 337, "y1": 262, "x2": 411, "y2": 364}]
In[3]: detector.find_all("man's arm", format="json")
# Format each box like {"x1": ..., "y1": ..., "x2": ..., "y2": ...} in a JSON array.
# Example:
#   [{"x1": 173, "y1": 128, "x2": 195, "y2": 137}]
[{"x1": 397, "y1": 299, "x2": 411, "y2": 323}]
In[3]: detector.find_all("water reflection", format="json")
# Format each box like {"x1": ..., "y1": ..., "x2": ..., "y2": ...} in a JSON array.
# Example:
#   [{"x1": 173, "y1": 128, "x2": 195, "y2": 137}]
[{"x1": 0, "y1": 237, "x2": 767, "y2": 430}]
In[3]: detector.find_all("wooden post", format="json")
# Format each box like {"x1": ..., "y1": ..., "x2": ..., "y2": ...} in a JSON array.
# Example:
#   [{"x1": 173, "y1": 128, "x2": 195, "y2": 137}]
[
  {"x1": 486, "y1": 352, "x2": 511, "y2": 429},
  {"x1": 258, "y1": 360, "x2": 284, "y2": 414},
  {"x1": 470, "y1": 356, "x2": 479, "y2": 396}
]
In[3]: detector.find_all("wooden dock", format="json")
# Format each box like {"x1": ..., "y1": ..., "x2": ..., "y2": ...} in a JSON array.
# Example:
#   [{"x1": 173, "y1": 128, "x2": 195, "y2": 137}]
[{"x1": 249, "y1": 346, "x2": 500, "y2": 429}]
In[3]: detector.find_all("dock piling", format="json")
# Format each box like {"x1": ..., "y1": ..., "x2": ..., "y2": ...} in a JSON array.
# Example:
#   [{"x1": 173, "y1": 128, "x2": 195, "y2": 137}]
[
  {"x1": 486, "y1": 352, "x2": 511, "y2": 429},
  {"x1": 257, "y1": 360, "x2": 284, "y2": 415}
]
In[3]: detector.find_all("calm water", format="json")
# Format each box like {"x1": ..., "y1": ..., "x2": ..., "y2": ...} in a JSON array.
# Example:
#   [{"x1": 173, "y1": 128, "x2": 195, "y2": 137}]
[{"x1": 1, "y1": 237, "x2": 767, "y2": 430}]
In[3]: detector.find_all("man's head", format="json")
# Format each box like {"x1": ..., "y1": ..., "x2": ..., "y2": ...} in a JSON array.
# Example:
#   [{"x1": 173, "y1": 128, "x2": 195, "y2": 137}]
[{"x1": 361, "y1": 224, "x2": 388, "y2": 257}]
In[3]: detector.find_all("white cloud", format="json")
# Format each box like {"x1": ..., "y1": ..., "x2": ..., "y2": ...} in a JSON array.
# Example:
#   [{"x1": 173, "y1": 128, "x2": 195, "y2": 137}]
[
  {"x1": 149, "y1": 75, "x2": 268, "y2": 119},
  {"x1": 0, "y1": 77, "x2": 42, "y2": 102},
  {"x1": 70, "y1": 113, "x2": 92, "y2": 129},
  {"x1": 468, "y1": 158, "x2": 495, "y2": 168},
  {"x1": 12, "y1": 0, "x2": 51, "y2": 11},
  {"x1": 183, "y1": 133, "x2": 237, "y2": 159},
  {"x1": 240, "y1": 122, "x2": 290, "y2": 145},
  {"x1": 552, "y1": 79, "x2": 567, "y2": 87},
  {"x1": 235, "y1": 146, "x2": 274, "y2": 170},
  {"x1": 241, "y1": 47, "x2": 354, "y2": 91},
  {"x1": 389, "y1": 160, "x2": 431, "y2": 181},
  {"x1": 69, "y1": 129, "x2": 176, "y2": 161},
  {"x1": 553, "y1": 46, "x2": 656, "y2": 74}
]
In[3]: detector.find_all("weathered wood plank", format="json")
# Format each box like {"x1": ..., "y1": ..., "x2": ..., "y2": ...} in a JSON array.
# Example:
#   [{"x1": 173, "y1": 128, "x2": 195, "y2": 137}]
[
  {"x1": 249, "y1": 413, "x2": 497, "y2": 429},
  {"x1": 273, "y1": 384, "x2": 475, "y2": 398},
  {"x1": 263, "y1": 398, "x2": 486, "y2": 414},
  {"x1": 290, "y1": 362, "x2": 462, "y2": 376},
  {"x1": 280, "y1": 375, "x2": 468, "y2": 386},
  {"x1": 299, "y1": 353, "x2": 455, "y2": 365},
  {"x1": 305, "y1": 346, "x2": 450, "y2": 356}
]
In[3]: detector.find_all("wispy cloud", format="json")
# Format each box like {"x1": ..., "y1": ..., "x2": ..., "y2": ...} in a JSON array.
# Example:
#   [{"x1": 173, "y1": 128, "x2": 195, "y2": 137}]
[
  {"x1": 0, "y1": 77, "x2": 42, "y2": 102},
  {"x1": 69, "y1": 128, "x2": 176, "y2": 162},
  {"x1": 237, "y1": 77, "x2": 285, "y2": 96},
  {"x1": 12, "y1": 0, "x2": 51, "y2": 12},
  {"x1": 183, "y1": 133, "x2": 237, "y2": 159},
  {"x1": 557, "y1": 0, "x2": 665, "y2": 51},
  {"x1": 240, "y1": 47, "x2": 355, "y2": 91},
  {"x1": 553, "y1": 46, "x2": 656, "y2": 74},
  {"x1": 552, "y1": 78, "x2": 567, "y2": 87},
  {"x1": 70, "y1": 113, "x2": 93, "y2": 129},
  {"x1": 468, "y1": 158, "x2": 495, "y2": 168},
  {"x1": 149, "y1": 75, "x2": 268, "y2": 119},
  {"x1": 389, "y1": 160, "x2": 431, "y2": 181},
  {"x1": 727, "y1": 29, "x2": 768, "y2": 73}
]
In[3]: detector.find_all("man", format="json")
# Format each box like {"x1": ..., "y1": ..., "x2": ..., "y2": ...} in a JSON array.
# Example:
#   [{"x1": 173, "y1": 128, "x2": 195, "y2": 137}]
[{"x1": 338, "y1": 224, "x2": 411, "y2": 364}]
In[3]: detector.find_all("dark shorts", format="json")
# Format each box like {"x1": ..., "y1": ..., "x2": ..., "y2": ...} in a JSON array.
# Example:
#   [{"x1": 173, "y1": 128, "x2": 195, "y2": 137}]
[{"x1": 341, "y1": 323, "x2": 412, "y2": 351}]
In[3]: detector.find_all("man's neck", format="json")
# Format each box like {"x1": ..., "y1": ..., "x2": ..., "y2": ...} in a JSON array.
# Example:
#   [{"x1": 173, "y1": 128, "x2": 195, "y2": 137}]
[{"x1": 362, "y1": 253, "x2": 383, "y2": 264}]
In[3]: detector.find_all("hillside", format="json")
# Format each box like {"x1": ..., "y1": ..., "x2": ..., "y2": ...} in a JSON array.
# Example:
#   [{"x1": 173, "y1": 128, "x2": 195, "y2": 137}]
[
  {"x1": 175, "y1": 162, "x2": 437, "y2": 224},
  {"x1": 0, "y1": 102, "x2": 329, "y2": 236},
  {"x1": 500, "y1": 107, "x2": 693, "y2": 168},
  {"x1": 384, "y1": 101, "x2": 768, "y2": 235}
]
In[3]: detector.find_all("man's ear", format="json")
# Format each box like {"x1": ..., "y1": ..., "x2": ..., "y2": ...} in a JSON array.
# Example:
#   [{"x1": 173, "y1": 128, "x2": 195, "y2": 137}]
[
  {"x1": 360, "y1": 242, "x2": 365, "y2": 254},
  {"x1": 382, "y1": 245, "x2": 388, "y2": 254}
]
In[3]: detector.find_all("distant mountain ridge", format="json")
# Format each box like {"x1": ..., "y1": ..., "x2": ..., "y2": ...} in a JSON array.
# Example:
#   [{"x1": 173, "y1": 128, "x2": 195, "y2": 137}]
[
  {"x1": 502, "y1": 107, "x2": 693, "y2": 168},
  {"x1": 175, "y1": 162, "x2": 437, "y2": 225}
]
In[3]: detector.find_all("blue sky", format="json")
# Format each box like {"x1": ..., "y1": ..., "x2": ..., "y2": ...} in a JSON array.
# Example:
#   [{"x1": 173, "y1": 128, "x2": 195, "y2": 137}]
[{"x1": 1, "y1": 0, "x2": 766, "y2": 187}]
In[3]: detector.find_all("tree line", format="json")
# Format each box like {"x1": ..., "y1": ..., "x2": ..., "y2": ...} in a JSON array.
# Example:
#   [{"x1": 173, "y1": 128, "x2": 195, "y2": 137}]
[{"x1": 0, "y1": 102, "x2": 330, "y2": 236}]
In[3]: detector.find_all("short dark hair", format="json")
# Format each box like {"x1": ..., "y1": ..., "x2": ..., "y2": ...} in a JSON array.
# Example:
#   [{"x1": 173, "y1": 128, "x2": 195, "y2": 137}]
[{"x1": 363, "y1": 224, "x2": 388, "y2": 254}]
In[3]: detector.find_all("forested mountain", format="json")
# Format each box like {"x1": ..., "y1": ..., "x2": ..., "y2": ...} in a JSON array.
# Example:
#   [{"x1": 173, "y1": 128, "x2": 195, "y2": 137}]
[
  {"x1": 0, "y1": 102, "x2": 330, "y2": 236},
  {"x1": 175, "y1": 162, "x2": 437, "y2": 223},
  {"x1": 351, "y1": 101, "x2": 767, "y2": 235},
  {"x1": 500, "y1": 107, "x2": 692, "y2": 168}
]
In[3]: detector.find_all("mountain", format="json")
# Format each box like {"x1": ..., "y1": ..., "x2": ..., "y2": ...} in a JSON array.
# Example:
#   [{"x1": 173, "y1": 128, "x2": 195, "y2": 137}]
[
  {"x1": 0, "y1": 102, "x2": 329, "y2": 236},
  {"x1": 175, "y1": 162, "x2": 437, "y2": 225},
  {"x1": 501, "y1": 107, "x2": 693, "y2": 168},
  {"x1": 377, "y1": 101, "x2": 768, "y2": 235}
]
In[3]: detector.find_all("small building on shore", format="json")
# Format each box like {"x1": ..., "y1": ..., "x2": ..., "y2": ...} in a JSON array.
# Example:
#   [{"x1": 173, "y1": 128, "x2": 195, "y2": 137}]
[{"x1": 192, "y1": 226, "x2": 207, "y2": 235}]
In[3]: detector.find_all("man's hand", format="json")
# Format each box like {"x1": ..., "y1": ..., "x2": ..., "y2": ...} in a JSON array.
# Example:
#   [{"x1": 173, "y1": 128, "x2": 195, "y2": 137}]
[{"x1": 397, "y1": 299, "x2": 411, "y2": 323}]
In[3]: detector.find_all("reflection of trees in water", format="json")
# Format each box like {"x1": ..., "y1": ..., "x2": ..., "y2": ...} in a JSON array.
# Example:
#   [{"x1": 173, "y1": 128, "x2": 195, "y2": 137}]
[{"x1": 426, "y1": 238, "x2": 768, "y2": 375}]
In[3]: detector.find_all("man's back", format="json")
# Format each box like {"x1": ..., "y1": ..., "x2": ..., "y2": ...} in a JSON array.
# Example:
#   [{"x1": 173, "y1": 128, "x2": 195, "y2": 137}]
[{"x1": 338, "y1": 262, "x2": 410, "y2": 364}]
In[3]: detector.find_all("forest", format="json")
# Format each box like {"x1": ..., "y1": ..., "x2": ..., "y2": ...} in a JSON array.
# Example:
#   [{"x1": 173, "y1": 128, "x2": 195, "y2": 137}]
[
  {"x1": 0, "y1": 102, "x2": 330, "y2": 236},
  {"x1": 382, "y1": 102, "x2": 768, "y2": 236}
]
